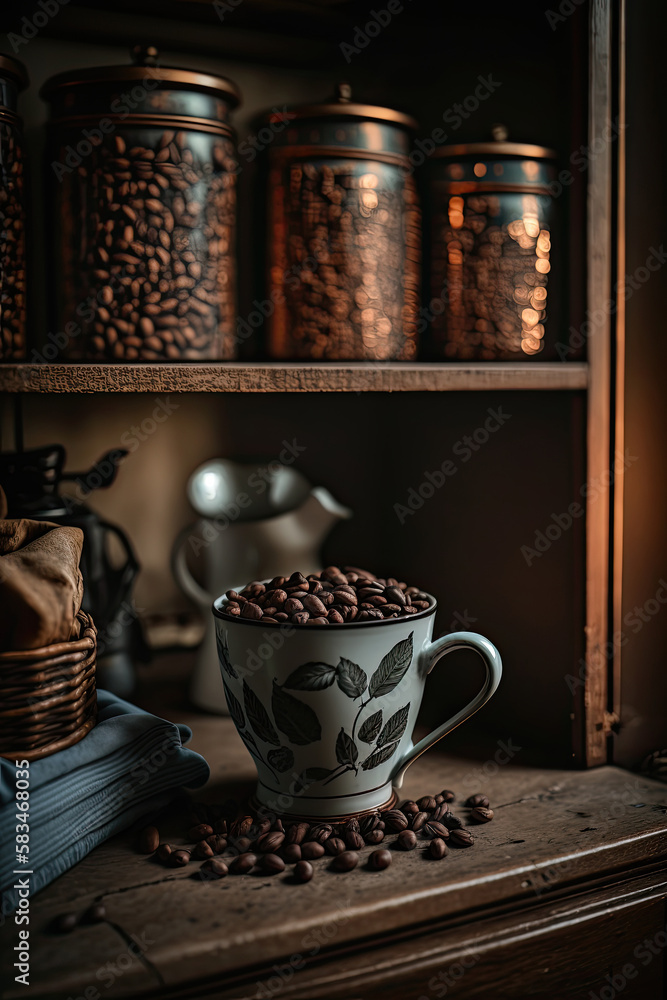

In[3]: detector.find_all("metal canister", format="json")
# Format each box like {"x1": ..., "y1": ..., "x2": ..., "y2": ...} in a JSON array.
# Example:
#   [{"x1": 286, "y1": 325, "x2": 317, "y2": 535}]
[
  {"x1": 428, "y1": 129, "x2": 556, "y2": 360},
  {"x1": 0, "y1": 54, "x2": 28, "y2": 362},
  {"x1": 41, "y1": 46, "x2": 240, "y2": 362},
  {"x1": 264, "y1": 84, "x2": 421, "y2": 361}
]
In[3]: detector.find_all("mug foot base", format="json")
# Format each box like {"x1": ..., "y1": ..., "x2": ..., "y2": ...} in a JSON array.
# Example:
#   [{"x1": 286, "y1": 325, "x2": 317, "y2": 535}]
[{"x1": 249, "y1": 787, "x2": 398, "y2": 822}]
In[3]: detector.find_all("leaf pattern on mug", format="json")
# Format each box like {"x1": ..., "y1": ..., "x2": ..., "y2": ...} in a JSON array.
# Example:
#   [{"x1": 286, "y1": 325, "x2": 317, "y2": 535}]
[
  {"x1": 272, "y1": 681, "x2": 322, "y2": 745},
  {"x1": 335, "y1": 728, "x2": 358, "y2": 767},
  {"x1": 283, "y1": 661, "x2": 337, "y2": 691},
  {"x1": 336, "y1": 657, "x2": 368, "y2": 699},
  {"x1": 361, "y1": 741, "x2": 400, "y2": 770},
  {"x1": 358, "y1": 709, "x2": 383, "y2": 744},
  {"x1": 267, "y1": 746, "x2": 295, "y2": 772},
  {"x1": 243, "y1": 680, "x2": 280, "y2": 746},
  {"x1": 231, "y1": 633, "x2": 415, "y2": 789},
  {"x1": 368, "y1": 632, "x2": 414, "y2": 699},
  {"x1": 216, "y1": 630, "x2": 237, "y2": 678},
  {"x1": 222, "y1": 679, "x2": 245, "y2": 731},
  {"x1": 294, "y1": 766, "x2": 337, "y2": 792},
  {"x1": 241, "y1": 729, "x2": 258, "y2": 749},
  {"x1": 376, "y1": 703, "x2": 410, "y2": 748}
]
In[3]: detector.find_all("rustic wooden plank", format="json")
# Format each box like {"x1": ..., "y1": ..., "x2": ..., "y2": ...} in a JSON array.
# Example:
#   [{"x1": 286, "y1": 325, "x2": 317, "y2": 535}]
[
  {"x1": 196, "y1": 873, "x2": 667, "y2": 1000},
  {"x1": 585, "y1": 0, "x2": 615, "y2": 765},
  {"x1": 4, "y1": 707, "x2": 666, "y2": 1000},
  {"x1": 0, "y1": 363, "x2": 589, "y2": 394}
]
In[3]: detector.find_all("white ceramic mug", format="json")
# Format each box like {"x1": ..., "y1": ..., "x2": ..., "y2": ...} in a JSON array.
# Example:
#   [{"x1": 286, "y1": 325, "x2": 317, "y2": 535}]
[{"x1": 212, "y1": 593, "x2": 502, "y2": 819}]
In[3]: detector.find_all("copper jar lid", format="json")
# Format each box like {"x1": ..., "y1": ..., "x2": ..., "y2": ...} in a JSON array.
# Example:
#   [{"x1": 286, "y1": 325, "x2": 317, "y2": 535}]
[
  {"x1": 265, "y1": 82, "x2": 416, "y2": 131},
  {"x1": 41, "y1": 45, "x2": 240, "y2": 123},
  {"x1": 433, "y1": 125, "x2": 555, "y2": 161}
]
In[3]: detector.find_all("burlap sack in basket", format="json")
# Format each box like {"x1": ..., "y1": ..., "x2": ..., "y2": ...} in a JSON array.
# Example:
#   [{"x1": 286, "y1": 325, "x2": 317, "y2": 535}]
[{"x1": 0, "y1": 485, "x2": 84, "y2": 652}]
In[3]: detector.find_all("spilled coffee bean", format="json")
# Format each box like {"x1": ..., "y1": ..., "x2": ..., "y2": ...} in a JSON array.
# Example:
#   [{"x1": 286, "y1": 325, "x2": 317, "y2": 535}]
[
  {"x1": 397, "y1": 829, "x2": 418, "y2": 851},
  {"x1": 368, "y1": 849, "x2": 392, "y2": 870},
  {"x1": 429, "y1": 838, "x2": 447, "y2": 860},
  {"x1": 137, "y1": 784, "x2": 496, "y2": 895},
  {"x1": 333, "y1": 851, "x2": 359, "y2": 872},
  {"x1": 294, "y1": 860, "x2": 314, "y2": 883},
  {"x1": 471, "y1": 806, "x2": 494, "y2": 823}
]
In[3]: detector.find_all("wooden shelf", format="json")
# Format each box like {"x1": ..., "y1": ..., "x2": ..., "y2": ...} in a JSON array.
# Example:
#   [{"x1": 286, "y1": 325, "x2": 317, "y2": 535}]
[
  {"x1": 0, "y1": 362, "x2": 588, "y2": 394},
  {"x1": 3, "y1": 671, "x2": 665, "y2": 1000}
]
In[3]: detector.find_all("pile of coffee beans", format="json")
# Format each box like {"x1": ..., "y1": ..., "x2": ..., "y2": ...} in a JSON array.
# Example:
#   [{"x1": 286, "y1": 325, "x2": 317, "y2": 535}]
[
  {"x1": 268, "y1": 161, "x2": 420, "y2": 361},
  {"x1": 431, "y1": 194, "x2": 551, "y2": 360},
  {"x1": 139, "y1": 788, "x2": 495, "y2": 884},
  {"x1": 0, "y1": 123, "x2": 26, "y2": 360},
  {"x1": 58, "y1": 129, "x2": 237, "y2": 361},
  {"x1": 219, "y1": 566, "x2": 432, "y2": 625}
]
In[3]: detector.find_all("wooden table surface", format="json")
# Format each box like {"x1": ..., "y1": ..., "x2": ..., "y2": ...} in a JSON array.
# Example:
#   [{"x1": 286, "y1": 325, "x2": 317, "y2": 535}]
[{"x1": 3, "y1": 684, "x2": 667, "y2": 1000}]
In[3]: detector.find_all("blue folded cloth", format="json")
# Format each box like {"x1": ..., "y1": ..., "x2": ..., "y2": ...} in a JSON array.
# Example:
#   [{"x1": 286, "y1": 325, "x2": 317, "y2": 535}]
[{"x1": 0, "y1": 691, "x2": 209, "y2": 910}]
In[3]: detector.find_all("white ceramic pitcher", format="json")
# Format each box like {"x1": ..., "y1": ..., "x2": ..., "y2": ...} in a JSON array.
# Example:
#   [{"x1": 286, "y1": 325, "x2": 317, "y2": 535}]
[{"x1": 173, "y1": 460, "x2": 352, "y2": 711}]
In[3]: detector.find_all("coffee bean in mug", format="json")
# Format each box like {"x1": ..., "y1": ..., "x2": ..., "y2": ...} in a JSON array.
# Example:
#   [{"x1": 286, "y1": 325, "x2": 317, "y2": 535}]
[{"x1": 213, "y1": 568, "x2": 502, "y2": 821}]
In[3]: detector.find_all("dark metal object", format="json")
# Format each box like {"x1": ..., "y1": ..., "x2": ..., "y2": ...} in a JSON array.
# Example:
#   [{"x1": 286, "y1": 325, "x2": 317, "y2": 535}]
[
  {"x1": 0, "y1": 443, "x2": 149, "y2": 694},
  {"x1": 428, "y1": 129, "x2": 557, "y2": 360},
  {"x1": 41, "y1": 47, "x2": 241, "y2": 362},
  {"x1": 263, "y1": 83, "x2": 421, "y2": 361}
]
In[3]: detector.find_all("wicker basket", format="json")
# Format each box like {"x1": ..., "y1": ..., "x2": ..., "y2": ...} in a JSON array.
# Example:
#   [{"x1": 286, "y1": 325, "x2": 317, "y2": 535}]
[{"x1": 0, "y1": 610, "x2": 97, "y2": 761}]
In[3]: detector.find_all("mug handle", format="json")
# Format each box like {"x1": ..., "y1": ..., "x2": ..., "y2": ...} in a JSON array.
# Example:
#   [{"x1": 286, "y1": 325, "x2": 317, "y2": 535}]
[{"x1": 391, "y1": 631, "x2": 502, "y2": 789}]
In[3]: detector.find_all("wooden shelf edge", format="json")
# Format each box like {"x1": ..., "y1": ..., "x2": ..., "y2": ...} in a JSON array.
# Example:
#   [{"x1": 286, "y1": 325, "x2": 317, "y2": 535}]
[{"x1": 0, "y1": 362, "x2": 589, "y2": 394}]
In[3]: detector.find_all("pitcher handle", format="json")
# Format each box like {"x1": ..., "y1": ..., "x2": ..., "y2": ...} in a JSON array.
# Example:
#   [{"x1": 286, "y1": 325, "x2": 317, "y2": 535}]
[
  {"x1": 171, "y1": 524, "x2": 212, "y2": 608},
  {"x1": 391, "y1": 631, "x2": 502, "y2": 788}
]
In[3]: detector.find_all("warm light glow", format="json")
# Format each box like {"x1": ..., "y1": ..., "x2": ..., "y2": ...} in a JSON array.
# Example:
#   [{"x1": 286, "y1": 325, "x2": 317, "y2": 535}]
[
  {"x1": 473, "y1": 162, "x2": 487, "y2": 177},
  {"x1": 521, "y1": 308, "x2": 540, "y2": 328}
]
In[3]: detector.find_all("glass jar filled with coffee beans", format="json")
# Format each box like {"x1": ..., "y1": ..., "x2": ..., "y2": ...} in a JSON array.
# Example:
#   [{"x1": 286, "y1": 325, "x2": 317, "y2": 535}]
[
  {"x1": 263, "y1": 84, "x2": 421, "y2": 361},
  {"x1": 41, "y1": 46, "x2": 240, "y2": 362},
  {"x1": 428, "y1": 129, "x2": 557, "y2": 360},
  {"x1": 0, "y1": 54, "x2": 28, "y2": 362}
]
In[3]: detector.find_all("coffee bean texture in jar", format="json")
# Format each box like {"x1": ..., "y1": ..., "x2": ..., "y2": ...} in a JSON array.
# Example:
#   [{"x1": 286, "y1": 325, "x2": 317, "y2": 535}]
[
  {"x1": 0, "y1": 55, "x2": 28, "y2": 362},
  {"x1": 41, "y1": 47, "x2": 240, "y2": 361},
  {"x1": 264, "y1": 84, "x2": 421, "y2": 361},
  {"x1": 428, "y1": 129, "x2": 557, "y2": 360}
]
